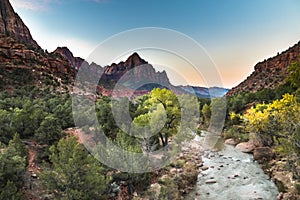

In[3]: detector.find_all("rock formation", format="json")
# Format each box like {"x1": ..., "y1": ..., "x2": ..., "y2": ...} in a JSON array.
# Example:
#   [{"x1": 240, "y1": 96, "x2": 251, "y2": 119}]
[
  {"x1": 53, "y1": 47, "x2": 84, "y2": 70},
  {"x1": 100, "y1": 52, "x2": 171, "y2": 88},
  {"x1": 0, "y1": 0, "x2": 40, "y2": 49},
  {"x1": 227, "y1": 41, "x2": 300, "y2": 96}
]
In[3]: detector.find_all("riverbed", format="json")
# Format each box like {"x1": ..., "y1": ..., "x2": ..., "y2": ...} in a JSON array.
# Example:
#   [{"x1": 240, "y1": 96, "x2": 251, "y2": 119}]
[{"x1": 187, "y1": 132, "x2": 279, "y2": 200}]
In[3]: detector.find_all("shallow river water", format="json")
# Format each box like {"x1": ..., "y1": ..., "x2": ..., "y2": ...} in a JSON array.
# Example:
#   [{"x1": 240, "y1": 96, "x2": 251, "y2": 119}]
[{"x1": 187, "y1": 133, "x2": 279, "y2": 200}]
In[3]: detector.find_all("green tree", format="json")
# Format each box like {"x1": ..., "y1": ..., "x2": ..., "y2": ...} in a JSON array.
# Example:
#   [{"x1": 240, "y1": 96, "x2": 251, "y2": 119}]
[
  {"x1": 201, "y1": 103, "x2": 211, "y2": 128},
  {"x1": 9, "y1": 133, "x2": 28, "y2": 165},
  {"x1": 0, "y1": 180, "x2": 22, "y2": 200},
  {"x1": 11, "y1": 100, "x2": 46, "y2": 138},
  {"x1": 42, "y1": 136, "x2": 106, "y2": 200},
  {"x1": 140, "y1": 88, "x2": 181, "y2": 147},
  {"x1": 35, "y1": 115, "x2": 63, "y2": 145},
  {"x1": 0, "y1": 109, "x2": 13, "y2": 144},
  {"x1": 288, "y1": 60, "x2": 300, "y2": 88},
  {"x1": 0, "y1": 140, "x2": 27, "y2": 190},
  {"x1": 209, "y1": 97, "x2": 227, "y2": 132}
]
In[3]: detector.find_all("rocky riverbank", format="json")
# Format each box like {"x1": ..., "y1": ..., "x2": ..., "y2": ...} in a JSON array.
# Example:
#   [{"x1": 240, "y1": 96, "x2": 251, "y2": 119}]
[
  {"x1": 226, "y1": 138, "x2": 300, "y2": 200},
  {"x1": 261, "y1": 156, "x2": 300, "y2": 200},
  {"x1": 134, "y1": 138, "x2": 204, "y2": 199},
  {"x1": 187, "y1": 138, "x2": 278, "y2": 200}
]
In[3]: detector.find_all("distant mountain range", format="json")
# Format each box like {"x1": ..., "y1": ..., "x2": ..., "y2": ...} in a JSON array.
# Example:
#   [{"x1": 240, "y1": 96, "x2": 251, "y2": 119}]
[{"x1": 0, "y1": 0, "x2": 226, "y2": 98}]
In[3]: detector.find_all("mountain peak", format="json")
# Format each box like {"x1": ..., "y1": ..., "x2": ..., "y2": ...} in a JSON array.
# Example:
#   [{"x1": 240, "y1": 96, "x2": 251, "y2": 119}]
[
  {"x1": 0, "y1": 0, "x2": 40, "y2": 49},
  {"x1": 124, "y1": 52, "x2": 148, "y2": 67},
  {"x1": 54, "y1": 47, "x2": 75, "y2": 59},
  {"x1": 53, "y1": 47, "x2": 84, "y2": 69}
]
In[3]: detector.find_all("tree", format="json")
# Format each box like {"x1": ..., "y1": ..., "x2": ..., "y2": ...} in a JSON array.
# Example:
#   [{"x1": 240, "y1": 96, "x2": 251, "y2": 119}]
[
  {"x1": 11, "y1": 100, "x2": 46, "y2": 138},
  {"x1": 288, "y1": 60, "x2": 300, "y2": 88},
  {"x1": 0, "y1": 109, "x2": 13, "y2": 144},
  {"x1": 42, "y1": 136, "x2": 106, "y2": 200},
  {"x1": 244, "y1": 94, "x2": 300, "y2": 149},
  {"x1": 139, "y1": 88, "x2": 181, "y2": 147},
  {"x1": 0, "y1": 139, "x2": 27, "y2": 191},
  {"x1": 201, "y1": 103, "x2": 211, "y2": 128},
  {"x1": 9, "y1": 133, "x2": 28, "y2": 165},
  {"x1": 52, "y1": 98, "x2": 74, "y2": 129},
  {"x1": 35, "y1": 115, "x2": 63, "y2": 145},
  {"x1": 96, "y1": 97, "x2": 118, "y2": 138},
  {"x1": 0, "y1": 180, "x2": 22, "y2": 200}
]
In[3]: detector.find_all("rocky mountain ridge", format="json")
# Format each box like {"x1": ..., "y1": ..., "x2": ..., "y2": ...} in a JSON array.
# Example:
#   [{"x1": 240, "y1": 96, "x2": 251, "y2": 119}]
[
  {"x1": 227, "y1": 41, "x2": 300, "y2": 96},
  {"x1": 53, "y1": 47, "x2": 84, "y2": 70},
  {"x1": 0, "y1": 0, "x2": 40, "y2": 49},
  {"x1": 0, "y1": 0, "x2": 227, "y2": 98}
]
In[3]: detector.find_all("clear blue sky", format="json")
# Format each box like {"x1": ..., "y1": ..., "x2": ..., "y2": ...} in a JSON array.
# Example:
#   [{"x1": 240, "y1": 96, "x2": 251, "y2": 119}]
[{"x1": 11, "y1": 0, "x2": 300, "y2": 88}]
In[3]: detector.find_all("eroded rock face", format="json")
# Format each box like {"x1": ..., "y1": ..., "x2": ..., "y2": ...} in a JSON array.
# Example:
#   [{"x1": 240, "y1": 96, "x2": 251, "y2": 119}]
[
  {"x1": 0, "y1": 0, "x2": 40, "y2": 49},
  {"x1": 227, "y1": 41, "x2": 300, "y2": 96},
  {"x1": 53, "y1": 47, "x2": 85, "y2": 70},
  {"x1": 102, "y1": 53, "x2": 170, "y2": 85},
  {"x1": 0, "y1": 35, "x2": 75, "y2": 89}
]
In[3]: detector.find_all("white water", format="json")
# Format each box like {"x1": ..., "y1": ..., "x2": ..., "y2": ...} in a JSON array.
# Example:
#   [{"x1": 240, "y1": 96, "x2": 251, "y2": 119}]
[{"x1": 187, "y1": 133, "x2": 279, "y2": 200}]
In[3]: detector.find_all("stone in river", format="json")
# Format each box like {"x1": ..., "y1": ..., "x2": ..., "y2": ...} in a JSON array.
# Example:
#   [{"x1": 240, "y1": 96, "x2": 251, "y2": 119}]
[
  {"x1": 205, "y1": 179, "x2": 217, "y2": 184},
  {"x1": 235, "y1": 141, "x2": 255, "y2": 153},
  {"x1": 225, "y1": 138, "x2": 237, "y2": 145}
]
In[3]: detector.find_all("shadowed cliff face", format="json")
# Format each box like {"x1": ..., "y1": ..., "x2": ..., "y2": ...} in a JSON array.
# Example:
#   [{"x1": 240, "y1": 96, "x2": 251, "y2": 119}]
[
  {"x1": 227, "y1": 41, "x2": 300, "y2": 96},
  {"x1": 100, "y1": 53, "x2": 171, "y2": 88},
  {"x1": 0, "y1": 0, "x2": 40, "y2": 49},
  {"x1": 53, "y1": 47, "x2": 85, "y2": 70}
]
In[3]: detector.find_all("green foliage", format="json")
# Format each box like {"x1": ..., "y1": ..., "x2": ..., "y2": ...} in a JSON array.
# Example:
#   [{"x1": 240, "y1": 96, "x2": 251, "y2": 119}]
[
  {"x1": 0, "y1": 109, "x2": 14, "y2": 144},
  {"x1": 223, "y1": 126, "x2": 249, "y2": 142},
  {"x1": 35, "y1": 115, "x2": 64, "y2": 145},
  {"x1": 209, "y1": 97, "x2": 227, "y2": 132},
  {"x1": 134, "y1": 88, "x2": 181, "y2": 147},
  {"x1": 0, "y1": 89, "x2": 74, "y2": 144},
  {"x1": 42, "y1": 136, "x2": 106, "y2": 199},
  {"x1": 0, "y1": 180, "x2": 22, "y2": 200},
  {"x1": 0, "y1": 136, "x2": 27, "y2": 194},
  {"x1": 288, "y1": 60, "x2": 300, "y2": 88},
  {"x1": 95, "y1": 97, "x2": 118, "y2": 138},
  {"x1": 9, "y1": 133, "x2": 28, "y2": 165},
  {"x1": 201, "y1": 103, "x2": 211, "y2": 128},
  {"x1": 296, "y1": 183, "x2": 300, "y2": 195}
]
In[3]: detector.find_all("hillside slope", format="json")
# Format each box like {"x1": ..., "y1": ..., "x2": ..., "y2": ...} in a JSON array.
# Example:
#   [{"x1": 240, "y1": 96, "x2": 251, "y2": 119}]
[{"x1": 227, "y1": 41, "x2": 300, "y2": 96}]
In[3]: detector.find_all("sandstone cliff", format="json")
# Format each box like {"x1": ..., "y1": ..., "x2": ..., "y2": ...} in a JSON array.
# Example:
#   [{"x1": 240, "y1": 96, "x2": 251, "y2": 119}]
[
  {"x1": 227, "y1": 41, "x2": 300, "y2": 96},
  {"x1": 53, "y1": 47, "x2": 84, "y2": 70},
  {"x1": 100, "y1": 52, "x2": 171, "y2": 89},
  {"x1": 0, "y1": 0, "x2": 40, "y2": 49}
]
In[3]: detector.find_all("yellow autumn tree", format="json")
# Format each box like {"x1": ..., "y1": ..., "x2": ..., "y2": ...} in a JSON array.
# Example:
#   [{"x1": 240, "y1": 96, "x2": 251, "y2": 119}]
[{"x1": 244, "y1": 94, "x2": 300, "y2": 154}]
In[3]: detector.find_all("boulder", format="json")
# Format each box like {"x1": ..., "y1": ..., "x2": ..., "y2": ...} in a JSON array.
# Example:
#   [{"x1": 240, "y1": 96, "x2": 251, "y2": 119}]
[
  {"x1": 235, "y1": 141, "x2": 255, "y2": 153},
  {"x1": 253, "y1": 147, "x2": 275, "y2": 163},
  {"x1": 225, "y1": 138, "x2": 237, "y2": 146}
]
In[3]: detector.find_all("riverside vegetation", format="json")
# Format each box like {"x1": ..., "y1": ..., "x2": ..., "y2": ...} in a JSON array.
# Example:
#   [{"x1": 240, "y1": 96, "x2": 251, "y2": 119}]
[{"x1": 224, "y1": 59, "x2": 300, "y2": 199}]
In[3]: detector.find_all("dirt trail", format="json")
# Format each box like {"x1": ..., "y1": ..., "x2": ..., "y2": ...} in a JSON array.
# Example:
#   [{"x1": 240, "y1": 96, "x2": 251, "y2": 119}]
[
  {"x1": 28, "y1": 147, "x2": 38, "y2": 172},
  {"x1": 23, "y1": 140, "x2": 44, "y2": 200}
]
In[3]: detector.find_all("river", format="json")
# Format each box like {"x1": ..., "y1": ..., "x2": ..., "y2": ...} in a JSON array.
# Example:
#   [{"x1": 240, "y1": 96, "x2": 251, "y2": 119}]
[{"x1": 187, "y1": 132, "x2": 279, "y2": 200}]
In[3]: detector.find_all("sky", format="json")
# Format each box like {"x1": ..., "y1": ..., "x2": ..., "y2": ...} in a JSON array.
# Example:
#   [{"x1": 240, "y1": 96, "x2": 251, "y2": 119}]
[{"x1": 10, "y1": 0, "x2": 300, "y2": 88}]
